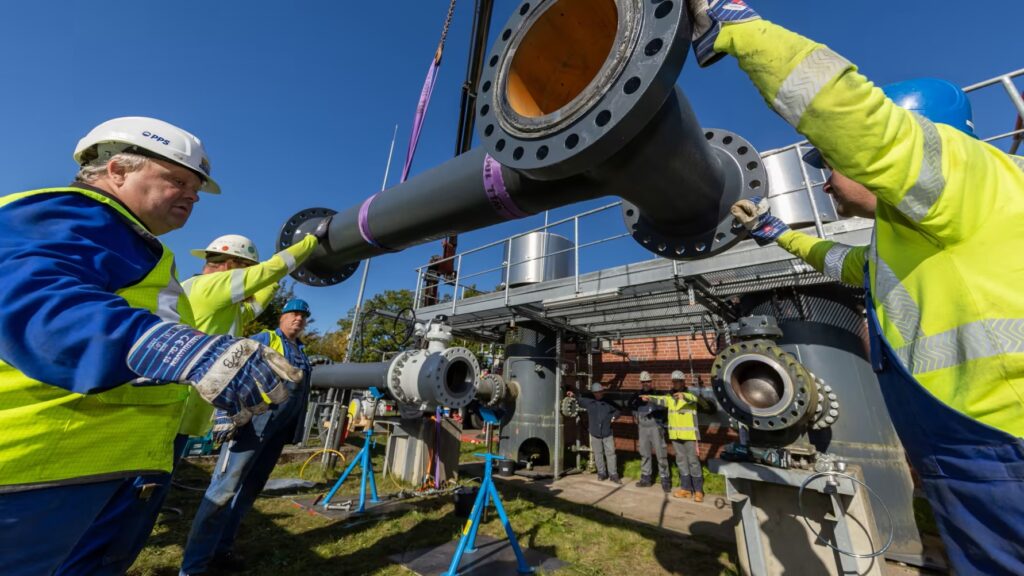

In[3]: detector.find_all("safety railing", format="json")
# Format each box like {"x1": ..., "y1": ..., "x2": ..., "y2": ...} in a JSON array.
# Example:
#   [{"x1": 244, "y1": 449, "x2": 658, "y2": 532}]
[{"x1": 413, "y1": 68, "x2": 1024, "y2": 315}]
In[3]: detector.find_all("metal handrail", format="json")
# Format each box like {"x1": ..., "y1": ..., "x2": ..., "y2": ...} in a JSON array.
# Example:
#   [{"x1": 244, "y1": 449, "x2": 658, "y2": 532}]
[{"x1": 415, "y1": 68, "x2": 1024, "y2": 313}]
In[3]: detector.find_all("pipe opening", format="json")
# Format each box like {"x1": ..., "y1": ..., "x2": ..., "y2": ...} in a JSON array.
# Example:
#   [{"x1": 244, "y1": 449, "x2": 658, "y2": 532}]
[
  {"x1": 506, "y1": 0, "x2": 618, "y2": 118},
  {"x1": 445, "y1": 358, "x2": 475, "y2": 396},
  {"x1": 729, "y1": 359, "x2": 787, "y2": 411}
]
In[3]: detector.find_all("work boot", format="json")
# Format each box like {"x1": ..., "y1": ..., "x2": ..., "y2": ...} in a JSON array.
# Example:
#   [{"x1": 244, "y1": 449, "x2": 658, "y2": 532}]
[
  {"x1": 636, "y1": 475, "x2": 653, "y2": 488},
  {"x1": 597, "y1": 473, "x2": 608, "y2": 481},
  {"x1": 672, "y1": 488, "x2": 693, "y2": 499},
  {"x1": 694, "y1": 491, "x2": 705, "y2": 503},
  {"x1": 609, "y1": 475, "x2": 622, "y2": 484},
  {"x1": 661, "y1": 477, "x2": 672, "y2": 493}
]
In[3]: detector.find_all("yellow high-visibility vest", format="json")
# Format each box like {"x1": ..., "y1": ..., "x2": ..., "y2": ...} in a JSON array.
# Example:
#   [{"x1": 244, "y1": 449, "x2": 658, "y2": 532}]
[
  {"x1": 719, "y1": 20, "x2": 1024, "y2": 436},
  {"x1": 0, "y1": 187, "x2": 195, "y2": 490}
]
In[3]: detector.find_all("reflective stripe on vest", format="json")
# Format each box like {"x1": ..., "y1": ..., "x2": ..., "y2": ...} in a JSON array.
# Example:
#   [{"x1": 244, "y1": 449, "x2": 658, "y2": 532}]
[
  {"x1": 823, "y1": 244, "x2": 854, "y2": 281},
  {"x1": 895, "y1": 114, "x2": 945, "y2": 223},
  {"x1": 773, "y1": 48, "x2": 851, "y2": 127},
  {"x1": 0, "y1": 187, "x2": 195, "y2": 490}
]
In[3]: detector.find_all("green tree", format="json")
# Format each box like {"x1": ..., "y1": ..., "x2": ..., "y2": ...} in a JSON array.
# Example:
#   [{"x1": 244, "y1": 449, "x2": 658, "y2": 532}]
[
  {"x1": 304, "y1": 329, "x2": 348, "y2": 362},
  {"x1": 337, "y1": 288, "x2": 416, "y2": 362}
]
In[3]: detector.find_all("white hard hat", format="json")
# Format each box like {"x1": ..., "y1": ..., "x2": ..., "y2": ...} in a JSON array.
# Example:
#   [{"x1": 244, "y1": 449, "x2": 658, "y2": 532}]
[
  {"x1": 74, "y1": 116, "x2": 220, "y2": 193},
  {"x1": 190, "y1": 234, "x2": 259, "y2": 263},
  {"x1": 671, "y1": 370, "x2": 686, "y2": 381},
  {"x1": 639, "y1": 371, "x2": 653, "y2": 382},
  {"x1": 589, "y1": 382, "x2": 604, "y2": 393}
]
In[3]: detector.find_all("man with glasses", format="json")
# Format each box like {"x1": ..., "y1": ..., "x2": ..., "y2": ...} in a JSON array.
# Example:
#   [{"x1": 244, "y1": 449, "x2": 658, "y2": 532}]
[{"x1": 180, "y1": 299, "x2": 315, "y2": 575}]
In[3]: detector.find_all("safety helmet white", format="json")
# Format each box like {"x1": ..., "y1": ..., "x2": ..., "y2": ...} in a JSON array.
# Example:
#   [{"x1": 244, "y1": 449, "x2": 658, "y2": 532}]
[
  {"x1": 190, "y1": 234, "x2": 259, "y2": 263},
  {"x1": 670, "y1": 370, "x2": 686, "y2": 381},
  {"x1": 74, "y1": 116, "x2": 220, "y2": 193},
  {"x1": 639, "y1": 371, "x2": 653, "y2": 382}
]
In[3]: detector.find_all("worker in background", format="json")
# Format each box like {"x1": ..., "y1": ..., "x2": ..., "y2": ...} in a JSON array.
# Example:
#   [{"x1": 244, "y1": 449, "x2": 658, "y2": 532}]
[
  {"x1": 0, "y1": 116, "x2": 301, "y2": 576},
  {"x1": 567, "y1": 383, "x2": 622, "y2": 484},
  {"x1": 628, "y1": 371, "x2": 671, "y2": 492},
  {"x1": 690, "y1": 1, "x2": 1024, "y2": 571},
  {"x1": 180, "y1": 299, "x2": 315, "y2": 575},
  {"x1": 643, "y1": 372, "x2": 712, "y2": 502}
]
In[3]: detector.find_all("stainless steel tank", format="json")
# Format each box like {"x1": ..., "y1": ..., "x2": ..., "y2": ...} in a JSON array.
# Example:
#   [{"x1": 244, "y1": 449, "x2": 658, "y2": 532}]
[
  {"x1": 506, "y1": 232, "x2": 574, "y2": 288},
  {"x1": 762, "y1": 146, "x2": 838, "y2": 227}
]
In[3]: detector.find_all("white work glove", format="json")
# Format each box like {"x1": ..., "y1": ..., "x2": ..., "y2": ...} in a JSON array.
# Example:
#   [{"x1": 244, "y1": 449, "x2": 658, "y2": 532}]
[{"x1": 686, "y1": 0, "x2": 761, "y2": 67}]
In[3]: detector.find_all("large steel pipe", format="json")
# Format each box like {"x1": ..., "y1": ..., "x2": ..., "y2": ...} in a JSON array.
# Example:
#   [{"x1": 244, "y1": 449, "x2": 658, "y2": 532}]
[{"x1": 281, "y1": 0, "x2": 767, "y2": 286}]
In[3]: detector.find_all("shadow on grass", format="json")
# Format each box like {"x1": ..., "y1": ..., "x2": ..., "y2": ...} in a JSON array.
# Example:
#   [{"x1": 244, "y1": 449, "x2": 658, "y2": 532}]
[{"x1": 134, "y1": 440, "x2": 738, "y2": 575}]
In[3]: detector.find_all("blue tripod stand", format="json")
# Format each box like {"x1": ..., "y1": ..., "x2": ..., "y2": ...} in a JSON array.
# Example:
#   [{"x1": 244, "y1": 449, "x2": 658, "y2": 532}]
[
  {"x1": 320, "y1": 387, "x2": 383, "y2": 514},
  {"x1": 443, "y1": 452, "x2": 534, "y2": 575}
]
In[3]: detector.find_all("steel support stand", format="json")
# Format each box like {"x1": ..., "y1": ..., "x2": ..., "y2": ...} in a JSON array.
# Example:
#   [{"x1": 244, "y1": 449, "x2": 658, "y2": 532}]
[
  {"x1": 444, "y1": 453, "x2": 534, "y2": 576},
  {"x1": 321, "y1": 388, "x2": 384, "y2": 514}
]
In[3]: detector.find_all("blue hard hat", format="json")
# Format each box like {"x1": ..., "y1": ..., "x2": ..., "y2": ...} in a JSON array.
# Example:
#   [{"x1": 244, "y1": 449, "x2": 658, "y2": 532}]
[
  {"x1": 282, "y1": 299, "x2": 311, "y2": 316},
  {"x1": 803, "y1": 78, "x2": 975, "y2": 169}
]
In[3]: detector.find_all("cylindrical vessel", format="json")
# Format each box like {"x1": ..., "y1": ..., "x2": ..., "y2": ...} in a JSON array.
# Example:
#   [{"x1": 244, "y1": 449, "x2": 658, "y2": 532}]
[
  {"x1": 506, "y1": 232, "x2": 574, "y2": 288},
  {"x1": 761, "y1": 147, "x2": 838, "y2": 227},
  {"x1": 741, "y1": 286, "x2": 924, "y2": 565},
  {"x1": 499, "y1": 324, "x2": 560, "y2": 468}
]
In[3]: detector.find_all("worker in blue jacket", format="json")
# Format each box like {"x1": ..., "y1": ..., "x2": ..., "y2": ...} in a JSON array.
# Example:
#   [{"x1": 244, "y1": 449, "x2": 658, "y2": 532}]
[
  {"x1": 0, "y1": 116, "x2": 302, "y2": 576},
  {"x1": 180, "y1": 299, "x2": 314, "y2": 575}
]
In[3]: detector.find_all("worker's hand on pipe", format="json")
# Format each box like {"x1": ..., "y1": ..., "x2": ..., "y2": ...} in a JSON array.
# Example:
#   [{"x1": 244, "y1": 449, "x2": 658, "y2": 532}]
[
  {"x1": 127, "y1": 322, "x2": 301, "y2": 426},
  {"x1": 730, "y1": 196, "x2": 788, "y2": 245},
  {"x1": 686, "y1": 0, "x2": 761, "y2": 67},
  {"x1": 212, "y1": 410, "x2": 237, "y2": 444},
  {"x1": 312, "y1": 215, "x2": 333, "y2": 250}
]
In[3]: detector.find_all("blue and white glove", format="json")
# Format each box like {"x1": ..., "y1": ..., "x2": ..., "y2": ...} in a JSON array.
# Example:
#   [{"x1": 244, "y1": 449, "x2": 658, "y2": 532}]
[
  {"x1": 686, "y1": 0, "x2": 761, "y2": 67},
  {"x1": 730, "y1": 196, "x2": 789, "y2": 245},
  {"x1": 212, "y1": 410, "x2": 236, "y2": 444},
  {"x1": 127, "y1": 322, "x2": 301, "y2": 425}
]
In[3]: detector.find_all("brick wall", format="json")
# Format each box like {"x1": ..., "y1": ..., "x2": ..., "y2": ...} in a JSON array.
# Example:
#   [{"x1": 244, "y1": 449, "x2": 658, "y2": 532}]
[{"x1": 561, "y1": 335, "x2": 736, "y2": 459}]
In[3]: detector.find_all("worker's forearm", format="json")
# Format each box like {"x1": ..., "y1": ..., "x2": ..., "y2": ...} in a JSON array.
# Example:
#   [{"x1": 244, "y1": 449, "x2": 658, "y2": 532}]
[
  {"x1": 715, "y1": 21, "x2": 926, "y2": 211},
  {"x1": 236, "y1": 235, "x2": 318, "y2": 302},
  {"x1": 776, "y1": 230, "x2": 865, "y2": 286}
]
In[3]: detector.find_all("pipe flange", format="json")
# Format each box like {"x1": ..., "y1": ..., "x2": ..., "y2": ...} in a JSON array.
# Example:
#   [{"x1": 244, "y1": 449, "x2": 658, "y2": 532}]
[
  {"x1": 811, "y1": 377, "x2": 841, "y2": 430},
  {"x1": 479, "y1": 0, "x2": 690, "y2": 180},
  {"x1": 431, "y1": 347, "x2": 481, "y2": 409},
  {"x1": 711, "y1": 339, "x2": 817, "y2": 432},
  {"x1": 561, "y1": 395, "x2": 580, "y2": 417},
  {"x1": 621, "y1": 128, "x2": 769, "y2": 260},
  {"x1": 278, "y1": 207, "x2": 359, "y2": 286},
  {"x1": 479, "y1": 373, "x2": 507, "y2": 407},
  {"x1": 386, "y1": 350, "x2": 418, "y2": 405}
]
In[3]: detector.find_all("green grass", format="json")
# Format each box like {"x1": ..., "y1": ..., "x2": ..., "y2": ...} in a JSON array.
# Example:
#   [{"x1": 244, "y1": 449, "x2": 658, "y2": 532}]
[{"x1": 128, "y1": 440, "x2": 738, "y2": 575}]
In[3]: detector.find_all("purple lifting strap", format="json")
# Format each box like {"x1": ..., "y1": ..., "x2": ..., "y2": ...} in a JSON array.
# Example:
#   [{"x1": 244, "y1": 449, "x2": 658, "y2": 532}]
[
  {"x1": 483, "y1": 154, "x2": 528, "y2": 220},
  {"x1": 358, "y1": 193, "x2": 393, "y2": 251}
]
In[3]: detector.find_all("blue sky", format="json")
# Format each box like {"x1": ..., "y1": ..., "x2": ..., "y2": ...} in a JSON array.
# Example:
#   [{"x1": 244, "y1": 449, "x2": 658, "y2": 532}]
[{"x1": 2, "y1": 1, "x2": 1021, "y2": 330}]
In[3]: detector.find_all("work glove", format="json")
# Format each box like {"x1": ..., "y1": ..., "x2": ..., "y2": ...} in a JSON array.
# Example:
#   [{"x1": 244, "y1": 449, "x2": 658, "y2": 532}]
[
  {"x1": 212, "y1": 410, "x2": 236, "y2": 444},
  {"x1": 127, "y1": 322, "x2": 301, "y2": 426},
  {"x1": 686, "y1": 0, "x2": 761, "y2": 67},
  {"x1": 312, "y1": 215, "x2": 333, "y2": 250},
  {"x1": 730, "y1": 196, "x2": 789, "y2": 246}
]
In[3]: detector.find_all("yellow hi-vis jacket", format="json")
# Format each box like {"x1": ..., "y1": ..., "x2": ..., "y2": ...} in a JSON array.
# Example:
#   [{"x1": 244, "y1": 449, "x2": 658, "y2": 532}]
[
  {"x1": 647, "y1": 393, "x2": 700, "y2": 441},
  {"x1": 0, "y1": 187, "x2": 194, "y2": 489},
  {"x1": 717, "y1": 21, "x2": 1024, "y2": 437},
  {"x1": 176, "y1": 234, "x2": 319, "y2": 435}
]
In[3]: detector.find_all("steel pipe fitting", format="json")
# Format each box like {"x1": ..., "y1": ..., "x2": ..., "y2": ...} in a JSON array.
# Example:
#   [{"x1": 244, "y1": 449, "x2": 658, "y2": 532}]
[{"x1": 281, "y1": 0, "x2": 767, "y2": 285}]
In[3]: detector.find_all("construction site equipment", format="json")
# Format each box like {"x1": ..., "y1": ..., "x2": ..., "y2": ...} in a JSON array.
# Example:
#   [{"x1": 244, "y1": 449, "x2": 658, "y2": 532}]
[
  {"x1": 443, "y1": 453, "x2": 534, "y2": 576},
  {"x1": 279, "y1": 0, "x2": 768, "y2": 286},
  {"x1": 319, "y1": 387, "x2": 384, "y2": 514}
]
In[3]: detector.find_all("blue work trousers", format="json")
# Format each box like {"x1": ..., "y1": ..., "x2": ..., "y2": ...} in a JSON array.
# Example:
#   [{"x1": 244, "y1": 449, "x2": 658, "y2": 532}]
[
  {"x1": 179, "y1": 417, "x2": 292, "y2": 575},
  {"x1": 866, "y1": 278, "x2": 1024, "y2": 574},
  {"x1": 54, "y1": 435, "x2": 188, "y2": 575}
]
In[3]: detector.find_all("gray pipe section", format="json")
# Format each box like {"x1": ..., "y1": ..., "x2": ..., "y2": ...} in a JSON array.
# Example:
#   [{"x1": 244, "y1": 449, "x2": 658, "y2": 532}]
[
  {"x1": 302, "y1": 86, "x2": 737, "y2": 281},
  {"x1": 311, "y1": 362, "x2": 390, "y2": 391}
]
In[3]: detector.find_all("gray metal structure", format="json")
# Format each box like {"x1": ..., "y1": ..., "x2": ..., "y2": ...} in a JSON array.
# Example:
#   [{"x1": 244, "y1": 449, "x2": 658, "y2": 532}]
[{"x1": 499, "y1": 324, "x2": 561, "y2": 472}]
